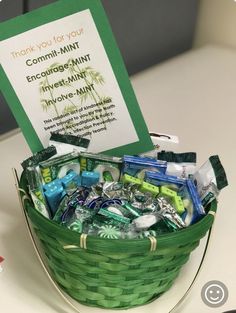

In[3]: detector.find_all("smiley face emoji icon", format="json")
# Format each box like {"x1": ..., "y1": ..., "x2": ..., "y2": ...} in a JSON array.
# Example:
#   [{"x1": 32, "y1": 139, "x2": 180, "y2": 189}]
[{"x1": 201, "y1": 280, "x2": 228, "y2": 307}]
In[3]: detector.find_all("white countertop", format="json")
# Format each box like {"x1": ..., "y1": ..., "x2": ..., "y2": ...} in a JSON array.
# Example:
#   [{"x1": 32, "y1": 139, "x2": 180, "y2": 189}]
[{"x1": 0, "y1": 45, "x2": 235, "y2": 313}]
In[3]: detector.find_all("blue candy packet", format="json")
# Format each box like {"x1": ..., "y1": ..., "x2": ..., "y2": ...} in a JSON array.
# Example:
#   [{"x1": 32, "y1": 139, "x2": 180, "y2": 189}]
[
  {"x1": 182, "y1": 179, "x2": 206, "y2": 225},
  {"x1": 123, "y1": 155, "x2": 167, "y2": 179},
  {"x1": 145, "y1": 171, "x2": 185, "y2": 191},
  {"x1": 44, "y1": 182, "x2": 66, "y2": 217}
]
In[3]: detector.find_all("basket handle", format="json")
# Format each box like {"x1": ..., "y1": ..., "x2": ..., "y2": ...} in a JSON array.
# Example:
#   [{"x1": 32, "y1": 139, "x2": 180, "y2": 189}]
[
  {"x1": 12, "y1": 168, "x2": 82, "y2": 313},
  {"x1": 13, "y1": 168, "x2": 215, "y2": 313},
  {"x1": 168, "y1": 226, "x2": 213, "y2": 312}
]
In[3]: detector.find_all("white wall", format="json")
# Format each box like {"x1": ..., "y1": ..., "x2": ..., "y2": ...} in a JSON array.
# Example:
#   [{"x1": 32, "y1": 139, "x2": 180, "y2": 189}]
[{"x1": 194, "y1": 0, "x2": 236, "y2": 48}]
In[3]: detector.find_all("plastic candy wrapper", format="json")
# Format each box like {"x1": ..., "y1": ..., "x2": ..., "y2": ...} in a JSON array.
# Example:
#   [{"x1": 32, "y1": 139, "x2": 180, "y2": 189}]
[
  {"x1": 21, "y1": 146, "x2": 57, "y2": 170},
  {"x1": 53, "y1": 195, "x2": 69, "y2": 222},
  {"x1": 159, "y1": 186, "x2": 185, "y2": 214},
  {"x1": 83, "y1": 191, "x2": 103, "y2": 210},
  {"x1": 98, "y1": 208, "x2": 131, "y2": 224},
  {"x1": 105, "y1": 203, "x2": 141, "y2": 219},
  {"x1": 101, "y1": 181, "x2": 128, "y2": 200},
  {"x1": 42, "y1": 170, "x2": 81, "y2": 217},
  {"x1": 49, "y1": 132, "x2": 90, "y2": 156},
  {"x1": 149, "y1": 219, "x2": 174, "y2": 236},
  {"x1": 132, "y1": 214, "x2": 160, "y2": 230},
  {"x1": 121, "y1": 203, "x2": 142, "y2": 218},
  {"x1": 97, "y1": 225, "x2": 123, "y2": 239},
  {"x1": 26, "y1": 167, "x2": 50, "y2": 218},
  {"x1": 68, "y1": 187, "x2": 91, "y2": 208},
  {"x1": 80, "y1": 152, "x2": 122, "y2": 182},
  {"x1": 58, "y1": 187, "x2": 90, "y2": 222},
  {"x1": 193, "y1": 155, "x2": 228, "y2": 208},
  {"x1": 60, "y1": 170, "x2": 81, "y2": 194},
  {"x1": 181, "y1": 179, "x2": 206, "y2": 226},
  {"x1": 87, "y1": 216, "x2": 126, "y2": 239},
  {"x1": 81, "y1": 171, "x2": 100, "y2": 187},
  {"x1": 157, "y1": 151, "x2": 196, "y2": 178},
  {"x1": 66, "y1": 205, "x2": 96, "y2": 233},
  {"x1": 139, "y1": 181, "x2": 159, "y2": 196},
  {"x1": 123, "y1": 155, "x2": 167, "y2": 179},
  {"x1": 122, "y1": 174, "x2": 142, "y2": 186},
  {"x1": 156, "y1": 197, "x2": 186, "y2": 230},
  {"x1": 43, "y1": 179, "x2": 66, "y2": 216},
  {"x1": 39, "y1": 152, "x2": 80, "y2": 184},
  {"x1": 145, "y1": 171, "x2": 186, "y2": 191}
]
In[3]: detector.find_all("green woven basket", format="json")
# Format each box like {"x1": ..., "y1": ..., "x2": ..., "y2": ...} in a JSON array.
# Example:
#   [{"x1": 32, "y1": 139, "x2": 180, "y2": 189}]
[{"x1": 19, "y1": 172, "x2": 216, "y2": 310}]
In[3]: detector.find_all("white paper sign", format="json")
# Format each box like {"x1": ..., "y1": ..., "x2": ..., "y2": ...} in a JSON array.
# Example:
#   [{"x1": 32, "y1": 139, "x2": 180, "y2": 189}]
[{"x1": 0, "y1": 10, "x2": 138, "y2": 152}]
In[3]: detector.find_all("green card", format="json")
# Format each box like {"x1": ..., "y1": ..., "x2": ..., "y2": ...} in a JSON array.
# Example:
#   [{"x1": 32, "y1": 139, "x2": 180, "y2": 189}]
[{"x1": 0, "y1": 0, "x2": 152, "y2": 156}]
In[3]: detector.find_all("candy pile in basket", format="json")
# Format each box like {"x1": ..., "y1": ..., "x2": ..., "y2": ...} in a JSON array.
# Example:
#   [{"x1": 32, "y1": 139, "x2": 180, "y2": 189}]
[{"x1": 22, "y1": 133, "x2": 228, "y2": 239}]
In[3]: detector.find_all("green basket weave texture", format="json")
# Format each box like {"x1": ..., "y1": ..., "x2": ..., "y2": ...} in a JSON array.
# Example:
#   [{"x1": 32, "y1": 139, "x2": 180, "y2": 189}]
[{"x1": 20, "y1": 174, "x2": 216, "y2": 309}]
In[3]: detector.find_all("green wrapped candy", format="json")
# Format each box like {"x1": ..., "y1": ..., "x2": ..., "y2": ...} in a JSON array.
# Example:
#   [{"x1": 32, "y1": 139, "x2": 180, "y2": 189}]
[
  {"x1": 68, "y1": 219, "x2": 83, "y2": 233},
  {"x1": 98, "y1": 225, "x2": 122, "y2": 239}
]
